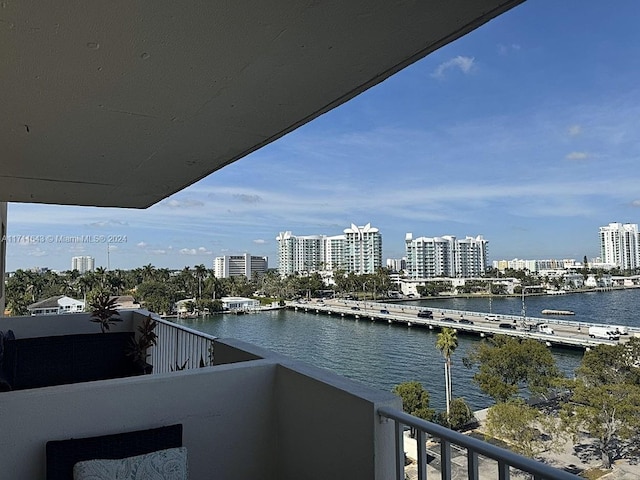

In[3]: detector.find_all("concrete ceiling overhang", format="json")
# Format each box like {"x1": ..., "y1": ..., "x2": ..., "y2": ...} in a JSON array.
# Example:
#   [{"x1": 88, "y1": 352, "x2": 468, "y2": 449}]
[{"x1": 1, "y1": 0, "x2": 524, "y2": 208}]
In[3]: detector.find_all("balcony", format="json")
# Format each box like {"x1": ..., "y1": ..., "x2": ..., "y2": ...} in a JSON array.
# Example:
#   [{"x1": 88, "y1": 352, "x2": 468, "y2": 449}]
[{"x1": 0, "y1": 310, "x2": 579, "y2": 479}]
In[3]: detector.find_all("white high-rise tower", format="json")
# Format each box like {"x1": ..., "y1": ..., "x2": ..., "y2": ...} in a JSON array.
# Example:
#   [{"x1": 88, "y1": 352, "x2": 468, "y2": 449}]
[
  {"x1": 71, "y1": 256, "x2": 95, "y2": 274},
  {"x1": 599, "y1": 222, "x2": 640, "y2": 269}
]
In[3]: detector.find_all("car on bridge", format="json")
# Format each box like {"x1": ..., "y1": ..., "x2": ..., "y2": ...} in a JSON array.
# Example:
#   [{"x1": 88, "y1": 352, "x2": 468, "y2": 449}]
[
  {"x1": 458, "y1": 318, "x2": 474, "y2": 325},
  {"x1": 485, "y1": 314, "x2": 499, "y2": 321},
  {"x1": 417, "y1": 310, "x2": 433, "y2": 318},
  {"x1": 499, "y1": 323, "x2": 516, "y2": 330},
  {"x1": 379, "y1": 309, "x2": 390, "y2": 314}
]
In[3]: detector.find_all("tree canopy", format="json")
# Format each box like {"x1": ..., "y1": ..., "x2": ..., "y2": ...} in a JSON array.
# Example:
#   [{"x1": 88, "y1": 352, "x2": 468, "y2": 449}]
[
  {"x1": 464, "y1": 335, "x2": 563, "y2": 403},
  {"x1": 561, "y1": 338, "x2": 640, "y2": 468},
  {"x1": 392, "y1": 381, "x2": 435, "y2": 422}
]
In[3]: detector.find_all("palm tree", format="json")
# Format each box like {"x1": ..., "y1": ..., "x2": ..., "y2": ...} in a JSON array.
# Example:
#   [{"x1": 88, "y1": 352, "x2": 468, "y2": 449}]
[
  {"x1": 141, "y1": 264, "x2": 156, "y2": 282},
  {"x1": 436, "y1": 327, "x2": 458, "y2": 417},
  {"x1": 94, "y1": 266, "x2": 107, "y2": 290},
  {"x1": 194, "y1": 264, "x2": 208, "y2": 300}
]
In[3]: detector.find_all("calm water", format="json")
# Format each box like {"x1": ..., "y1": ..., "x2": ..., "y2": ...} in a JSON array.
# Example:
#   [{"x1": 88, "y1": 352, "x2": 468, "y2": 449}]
[{"x1": 169, "y1": 287, "x2": 640, "y2": 411}]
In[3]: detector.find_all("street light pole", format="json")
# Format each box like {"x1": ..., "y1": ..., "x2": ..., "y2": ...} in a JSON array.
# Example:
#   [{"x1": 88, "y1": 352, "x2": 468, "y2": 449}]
[{"x1": 521, "y1": 285, "x2": 528, "y2": 328}]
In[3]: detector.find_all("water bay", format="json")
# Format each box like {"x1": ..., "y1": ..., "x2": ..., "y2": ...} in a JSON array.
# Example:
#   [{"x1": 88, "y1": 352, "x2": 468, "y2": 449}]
[{"x1": 169, "y1": 289, "x2": 640, "y2": 411}]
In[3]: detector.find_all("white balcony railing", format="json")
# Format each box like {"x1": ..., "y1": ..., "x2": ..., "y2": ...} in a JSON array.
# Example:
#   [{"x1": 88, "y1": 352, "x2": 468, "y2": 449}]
[
  {"x1": 378, "y1": 407, "x2": 581, "y2": 480},
  {"x1": 150, "y1": 317, "x2": 215, "y2": 374}
]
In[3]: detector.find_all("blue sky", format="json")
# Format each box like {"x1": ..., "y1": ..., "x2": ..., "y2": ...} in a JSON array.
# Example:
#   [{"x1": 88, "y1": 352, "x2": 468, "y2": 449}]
[{"x1": 7, "y1": 0, "x2": 640, "y2": 272}]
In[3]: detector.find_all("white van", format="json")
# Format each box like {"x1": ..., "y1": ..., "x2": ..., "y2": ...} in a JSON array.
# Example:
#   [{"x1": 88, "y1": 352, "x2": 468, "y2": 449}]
[
  {"x1": 589, "y1": 326, "x2": 619, "y2": 340},
  {"x1": 538, "y1": 324, "x2": 554, "y2": 335},
  {"x1": 485, "y1": 314, "x2": 499, "y2": 321}
]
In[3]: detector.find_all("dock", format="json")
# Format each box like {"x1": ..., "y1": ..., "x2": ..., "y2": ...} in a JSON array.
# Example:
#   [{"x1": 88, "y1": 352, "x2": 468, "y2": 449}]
[{"x1": 287, "y1": 299, "x2": 640, "y2": 350}]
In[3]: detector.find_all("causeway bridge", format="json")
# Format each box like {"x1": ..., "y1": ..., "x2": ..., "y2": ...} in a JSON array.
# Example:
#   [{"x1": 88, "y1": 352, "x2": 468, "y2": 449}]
[{"x1": 287, "y1": 299, "x2": 640, "y2": 350}]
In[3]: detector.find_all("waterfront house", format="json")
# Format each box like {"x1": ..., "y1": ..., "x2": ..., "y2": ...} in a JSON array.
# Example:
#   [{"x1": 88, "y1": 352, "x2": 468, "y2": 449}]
[
  {"x1": 174, "y1": 298, "x2": 197, "y2": 315},
  {"x1": 221, "y1": 296, "x2": 260, "y2": 312},
  {"x1": 27, "y1": 295, "x2": 85, "y2": 316},
  {"x1": 112, "y1": 295, "x2": 142, "y2": 310},
  {"x1": 1, "y1": 1, "x2": 580, "y2": 478}
]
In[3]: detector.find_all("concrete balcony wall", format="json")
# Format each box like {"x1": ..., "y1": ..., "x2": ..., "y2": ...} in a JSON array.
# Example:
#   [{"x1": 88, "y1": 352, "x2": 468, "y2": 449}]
[
  {"x1": 0, "y1": 318, "x2": 401, "y2": 479},
  {"x1": 0, "y1": 310, "x2": 137, "y2": 337},
  {"x1": 275, "y1": 362, "x2": 401, "y2": 480},
  {"x1": 0, "y1": 360, "x2": 279, "y2": 479},
  {"x1": 217, "y1": 338, "x2": 402, "y2": 480}
]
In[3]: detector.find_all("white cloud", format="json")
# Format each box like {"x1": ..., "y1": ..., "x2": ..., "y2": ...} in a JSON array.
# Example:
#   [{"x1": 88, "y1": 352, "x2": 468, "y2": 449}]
[
  {"x1": 163, "y1": 199, "x2": 204, "y2": 208},
  {"x1": 137, "y1": 241, "x2": 147, "y2": 247},
  {"x1": 27, "y1": 248, "x2": 48, "y2": 257},
  {"x1": 253, "y1": 239, "x2": 266, "y2": 244},
  {"x1": 565, "y1": 151, "x2": 589, "y2": 161},
  {"x1": 498, "y1": 44, "x2": 521, "y2": 55},
  {"x1": 568, "y1": 125, "x2": 582, "y2": 136},
  {"x1": 151, "y1": 249, "x2": 167, "y2": 255},
  {"x1": 631, "y1": 200, "x2": 640, "y2": 208},
  {"x1": 178, "y1": 247, "x2": 212, "y2": 255},
  {"x1": 88, "y1": 219, "x2": 128, "y2": 228},
  {"x1": 233, "y1": 194, "x2": 262, "y2": 204},
  {"x1": 431, "y1": 56, "x2": 475, "y2": 78}
]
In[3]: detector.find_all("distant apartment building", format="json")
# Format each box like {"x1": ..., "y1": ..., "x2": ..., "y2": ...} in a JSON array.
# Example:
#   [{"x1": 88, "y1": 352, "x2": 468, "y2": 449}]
[
  {"x1": 276, "y1": 223, "x2": 382, "y2": 276},
  {"x1": 71, "y1": 255, "x2": 95, "y2": 274},
  {"x1": 405, "y1": 233, "x2": 487, "y2": 278},
  {"x1": 275, "y1": 232, "x2": 325, "y2": 276},
  {"x1": 455, "y1": 236, "x2": 489, "y2": 277},
  {"x1": 214, "y1": 254, "x2": 268, "y2": 279},
  {"x1": 506, "y1": 258, "x2": 538, "y2": 272},
  {"x1": 343, "y1": 223, "x2": 382, "y2": 275},
  {"x1": 492, "y1": 258, "x2": 578, "y2": 273},
  {"x1": 386, "y1": 257, "x2": 406, "y2": 272},
  {"x1": 599, "y1": 222, "x2": 640, "y2": 269}
]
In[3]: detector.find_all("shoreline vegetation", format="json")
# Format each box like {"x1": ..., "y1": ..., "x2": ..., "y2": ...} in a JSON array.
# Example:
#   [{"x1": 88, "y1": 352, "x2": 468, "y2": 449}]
[{"x1": 6, "y1": 263, "x2": 640, "y2": 317}]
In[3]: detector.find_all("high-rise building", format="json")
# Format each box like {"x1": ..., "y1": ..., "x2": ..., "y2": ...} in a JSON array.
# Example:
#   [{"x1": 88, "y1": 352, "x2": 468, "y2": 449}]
[
  {"x1": 275, "y1": 232, "x2": 324, "y2": 276},
  {"x1": 454, "y1": 235, "x2": 489, "y2": 277},
  {"x1": 214, "y1": 254, "x2": 268, "y2": 279},
  {"x1": 405, "y1": 233, "x2": 488, "y2": 278},
  {"x1": 71, "y1": 256, "x2": 95, "y2": 274},
  {"x1": 343, "y1": 223, "x2": 382, "y2": 275},
  {"x1": 385, "y1": 258, "x2": 406, "y2": 272},
  {"x1": 276, "y1": 223, "x2": 382, "y2": 276},
  {"x1": 599, "y1": 222, "x2": 640, "y2": 269}
]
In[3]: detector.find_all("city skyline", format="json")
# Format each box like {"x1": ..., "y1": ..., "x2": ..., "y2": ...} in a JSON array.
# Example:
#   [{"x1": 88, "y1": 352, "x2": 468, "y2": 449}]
[{"x1": 6, "y1": 0, "x2": 640, "y2": 271}]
